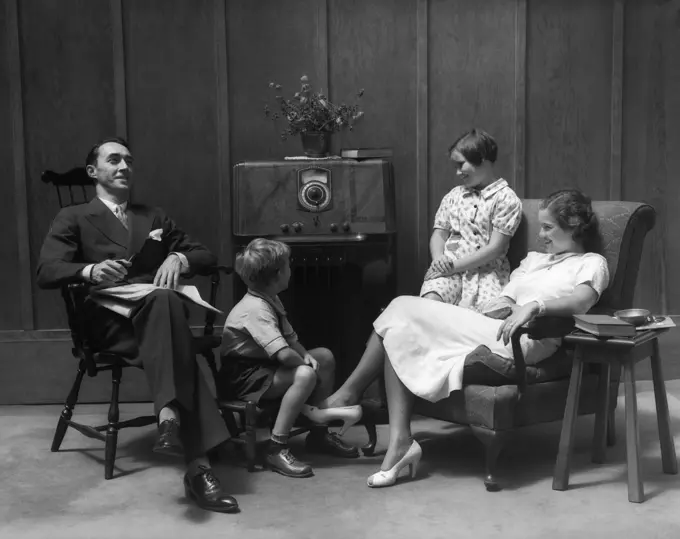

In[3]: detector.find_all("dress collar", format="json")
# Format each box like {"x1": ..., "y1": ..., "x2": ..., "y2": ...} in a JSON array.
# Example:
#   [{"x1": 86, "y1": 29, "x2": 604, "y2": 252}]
[{"x1": 462, "y1": 178, "x2": 509, "y2": 200}]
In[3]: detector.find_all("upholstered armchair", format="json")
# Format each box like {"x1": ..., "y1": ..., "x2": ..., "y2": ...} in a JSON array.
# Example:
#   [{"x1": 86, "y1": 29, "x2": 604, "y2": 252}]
[{"x1": 363, "y1": 200, "x2": 656, "y2": 491}]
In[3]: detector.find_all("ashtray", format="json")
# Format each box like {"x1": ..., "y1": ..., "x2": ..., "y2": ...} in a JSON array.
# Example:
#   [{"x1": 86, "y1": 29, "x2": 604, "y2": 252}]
[{"x1": 614, "y1": 308, "x2": 656, "y2": 326}]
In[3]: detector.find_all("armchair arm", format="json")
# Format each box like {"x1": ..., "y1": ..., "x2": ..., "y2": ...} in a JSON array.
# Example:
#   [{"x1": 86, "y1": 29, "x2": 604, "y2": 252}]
[
  {"x1": 510, "y1": 316, "x2": 575, "y2": 393},
  {"x1": 523, "y1": 316, "x2": 575, "y2": 339}
]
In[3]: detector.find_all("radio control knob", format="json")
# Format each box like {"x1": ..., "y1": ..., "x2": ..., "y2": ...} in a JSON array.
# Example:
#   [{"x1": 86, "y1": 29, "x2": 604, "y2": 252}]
[
  {"x1": 330, "y1": 223, "x2": 338, "y2": 232},
  {"x1": 292, "y1": 222, "x2": 303, "y2": 233},
  {"x1": 342, "y1": 221, "x2": 351, "y2": 232},
  {"x1": 280, "y1": 223, "x2": 289, "y2": 233}
]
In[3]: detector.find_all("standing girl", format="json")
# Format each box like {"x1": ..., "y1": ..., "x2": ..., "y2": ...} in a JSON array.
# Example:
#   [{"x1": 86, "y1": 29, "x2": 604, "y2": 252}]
[{"x1": 421, "y1": 128, "x2": 523, "y2": 312}]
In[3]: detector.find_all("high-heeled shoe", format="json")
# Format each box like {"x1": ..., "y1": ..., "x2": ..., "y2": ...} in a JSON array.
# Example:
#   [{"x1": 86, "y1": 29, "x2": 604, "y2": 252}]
[
  {"x1": 366, "y1": 440, "x2": 422, "y2": 488},
  {"x1": 300, "y1": 404, "x2": 362, "y2": 436}
]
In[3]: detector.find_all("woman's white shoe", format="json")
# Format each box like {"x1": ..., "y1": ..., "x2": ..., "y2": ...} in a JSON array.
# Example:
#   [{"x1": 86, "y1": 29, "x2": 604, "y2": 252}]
[
  {"x1": 300, "y1": 404, "x2": 362, "y2": 436},
  {"x1": 366, "y1": 440, "x2": 422, "y2": 488}
]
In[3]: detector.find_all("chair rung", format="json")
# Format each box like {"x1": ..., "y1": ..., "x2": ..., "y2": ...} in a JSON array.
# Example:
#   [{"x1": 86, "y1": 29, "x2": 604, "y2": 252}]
[
  {"x1": 91, "y1": 415, "x2": 157, "y2": 432},
  {"x1": 66, "y1": 420, "x2": 106, "y2": 442},
  {"x1": 116, "y1": 415, "x2": 156, "y2": 429}
]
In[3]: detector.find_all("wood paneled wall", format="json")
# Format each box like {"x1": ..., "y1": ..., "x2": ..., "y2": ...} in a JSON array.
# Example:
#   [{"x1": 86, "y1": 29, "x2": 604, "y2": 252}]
[{"x1": 1, "y1": 0, "x2": 678, "y2": 404}]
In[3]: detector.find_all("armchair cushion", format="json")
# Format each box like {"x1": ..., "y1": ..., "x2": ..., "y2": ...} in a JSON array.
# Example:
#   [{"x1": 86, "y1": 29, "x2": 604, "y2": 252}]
[{"x1": 462, "y1": 345, "x2": 574, "y2": 387}]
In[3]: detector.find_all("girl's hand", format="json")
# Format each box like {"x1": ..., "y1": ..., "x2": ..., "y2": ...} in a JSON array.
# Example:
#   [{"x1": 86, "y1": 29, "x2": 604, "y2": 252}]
[
  {"x1": 429, "y1": 256, "x2": 456, "y2": 277},
  {"x1": 496, "y1": 302, "x2": 540, "y2": 345}
]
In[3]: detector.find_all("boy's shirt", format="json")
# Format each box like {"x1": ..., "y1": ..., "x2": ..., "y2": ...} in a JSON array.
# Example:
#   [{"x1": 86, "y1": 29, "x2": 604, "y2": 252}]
[{"x1": 221, "y1": 290, "x2": 298, "y2": 359}]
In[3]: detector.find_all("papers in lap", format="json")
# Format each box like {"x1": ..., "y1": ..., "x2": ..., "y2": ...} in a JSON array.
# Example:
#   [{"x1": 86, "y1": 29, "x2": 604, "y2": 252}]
[{"x1": 90, "y1": 283, "x2": 222, "y2": 318}]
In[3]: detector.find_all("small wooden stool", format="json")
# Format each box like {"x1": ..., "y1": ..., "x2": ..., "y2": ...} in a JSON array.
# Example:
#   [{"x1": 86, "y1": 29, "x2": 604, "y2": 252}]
[{"x1": 553, "y1": 329, "x2": 678, "y2": 502}]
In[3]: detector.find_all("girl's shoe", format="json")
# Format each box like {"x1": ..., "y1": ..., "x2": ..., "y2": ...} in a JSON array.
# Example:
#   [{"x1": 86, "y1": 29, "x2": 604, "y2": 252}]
[
  {"x1": 366, "y1": 440, "x2": 422, "y2": 488},
  {"x1": 300, "y1": 404, "x2": 363, "y2": 436}
]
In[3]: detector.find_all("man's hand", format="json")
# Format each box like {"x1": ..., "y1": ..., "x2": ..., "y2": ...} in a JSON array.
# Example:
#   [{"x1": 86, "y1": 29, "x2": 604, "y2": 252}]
[
  {"x1": 496, "y1": 302, "x2": 540, "y2": 345},
  {"x1": 424, "y1": 256, "x2": 456, "y2": 280},
  {"x1": 153, "y1": 254, "x2": 182, "y2": 289},
  {"x1": 91, "y1": 259, "x2": 131, "y2": 284},
  {"x1": 303, "y1": 353, "x2": 319, "y2": 372}
]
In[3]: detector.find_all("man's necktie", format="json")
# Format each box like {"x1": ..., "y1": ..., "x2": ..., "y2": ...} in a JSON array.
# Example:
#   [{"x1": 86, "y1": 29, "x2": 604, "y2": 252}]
[{"x1": 113, "y1": 205, "x2": 129, "y2": 230}]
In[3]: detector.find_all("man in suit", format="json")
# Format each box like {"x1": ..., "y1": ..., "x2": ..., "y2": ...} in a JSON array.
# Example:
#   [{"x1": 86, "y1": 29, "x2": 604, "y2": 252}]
[{"x1": 37, "y1": 137, "x2": 239, "y2": 514}]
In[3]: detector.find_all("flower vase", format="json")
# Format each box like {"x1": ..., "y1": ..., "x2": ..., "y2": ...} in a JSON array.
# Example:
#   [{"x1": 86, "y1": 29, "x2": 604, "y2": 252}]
[{"x1": 300, "y1": 131, "x2": 330, "y2": 158}]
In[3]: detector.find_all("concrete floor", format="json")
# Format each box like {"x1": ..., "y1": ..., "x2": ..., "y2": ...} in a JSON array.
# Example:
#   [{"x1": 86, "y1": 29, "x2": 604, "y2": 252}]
[{"x1": 1, "y1": 381, "x2": 680, "y2": 539}]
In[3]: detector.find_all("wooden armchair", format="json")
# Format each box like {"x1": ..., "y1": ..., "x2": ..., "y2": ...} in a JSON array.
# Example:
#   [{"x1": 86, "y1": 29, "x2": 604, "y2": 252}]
[
  {"x1": 363, "y1": 200, "x2": 656, "y2": 490},
  {"x1": 42, "y1": 168, "x2": 231, "y2": 479}
]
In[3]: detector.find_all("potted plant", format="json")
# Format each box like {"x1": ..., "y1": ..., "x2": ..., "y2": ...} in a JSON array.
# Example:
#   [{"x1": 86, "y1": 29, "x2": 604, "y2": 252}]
[{"x1": 264, "y1": 75, "x2": 364, "y2": 157}]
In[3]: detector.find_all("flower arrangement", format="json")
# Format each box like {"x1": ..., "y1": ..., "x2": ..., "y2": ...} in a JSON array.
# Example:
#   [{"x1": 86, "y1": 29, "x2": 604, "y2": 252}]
[{"x1": 264, "y1": 75, "x2": 364, "y2": 140}]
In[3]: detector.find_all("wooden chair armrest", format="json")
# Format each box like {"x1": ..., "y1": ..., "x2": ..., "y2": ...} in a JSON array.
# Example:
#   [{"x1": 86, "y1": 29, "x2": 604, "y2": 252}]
[
  {"x1": 510, "y1": 316, "x2": 574, "y2": 393},
  {"x1": 522, "y1": 316, "x2": 575, "y2": 339}
]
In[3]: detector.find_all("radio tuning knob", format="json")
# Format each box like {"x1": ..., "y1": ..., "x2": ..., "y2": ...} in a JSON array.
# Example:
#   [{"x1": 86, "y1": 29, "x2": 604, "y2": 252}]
[
  {"x1": 342, "y1": 221, "x2": 351, "y2": 232},
  {"x1": 280, "y1": 223, "x2": 289, "y2": 233},
  {"x1": 292, "y1": 222, "x2": 303, "y2": 233},
  {"x1": 330, "y1": 223, "x2": 338, "y2": 232}
]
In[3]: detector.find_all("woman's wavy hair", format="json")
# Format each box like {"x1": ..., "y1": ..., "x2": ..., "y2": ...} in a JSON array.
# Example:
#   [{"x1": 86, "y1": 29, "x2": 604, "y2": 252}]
[
  {"x1": 540, "y1": 189, "x2": 602, "y2": 253},
  {"x1": 234, "y1": 238, "x2": 291, "y2": 286}
]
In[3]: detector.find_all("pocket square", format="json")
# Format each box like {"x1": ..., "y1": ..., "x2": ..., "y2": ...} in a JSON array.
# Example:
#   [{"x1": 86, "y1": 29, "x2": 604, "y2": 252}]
[{"x1": 148, "y1": 228, "x2": 163, "y2": 241}]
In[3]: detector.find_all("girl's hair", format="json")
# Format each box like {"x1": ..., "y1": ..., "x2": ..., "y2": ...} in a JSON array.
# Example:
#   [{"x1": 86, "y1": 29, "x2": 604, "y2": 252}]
[
  {"x1": 234, "y1": 238, "x2": 291, "y2": 286},
  {"x1": 540, "y1": 189, "x2": 601, "y2": 252},
  {"x1": 447, "y1": 128, "x2": 498, "y2": 166}
]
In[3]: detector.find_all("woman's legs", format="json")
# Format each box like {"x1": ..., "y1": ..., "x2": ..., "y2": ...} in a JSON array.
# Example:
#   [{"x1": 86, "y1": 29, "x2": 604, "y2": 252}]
[
  {"x1": 380, "y1": 353, "x2": 416, "y2": 471},
  {"x1": 320, "y1": 331, "x2": 386, "y2": 408}
]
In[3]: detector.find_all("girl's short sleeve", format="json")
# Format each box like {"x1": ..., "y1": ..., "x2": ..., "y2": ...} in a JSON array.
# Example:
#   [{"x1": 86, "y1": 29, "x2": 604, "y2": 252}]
[
  {"x1": 492, "y1": 191, "x2": 523, "y2": 236},
  {"x1": 575, "y1": 254, "x2": 610, "y2": 300},
  {"x1": 433, "y1": 190, "x2": 456, "y2": 231}
]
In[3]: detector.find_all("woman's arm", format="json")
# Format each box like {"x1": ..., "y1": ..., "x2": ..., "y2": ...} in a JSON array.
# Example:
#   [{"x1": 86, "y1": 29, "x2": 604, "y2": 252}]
[
  {"x1": 496, "y1": 284, "x2": 600, "y2": 345},
  {"x1": 539, "y1": 284, "x2": 599, "y2": 317},
  {"x1": 449, "y1": 230, "x2": 511, "y2": 273}
]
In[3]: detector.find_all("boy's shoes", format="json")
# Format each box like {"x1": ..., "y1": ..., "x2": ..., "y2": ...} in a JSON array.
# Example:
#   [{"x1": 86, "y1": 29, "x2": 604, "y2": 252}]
[
  {"x1": 265, "y1": 443, "x2": 314, "y2": 478},
  {"x1": 306, "y1": 430, "x2": 360, "y2": 459}
]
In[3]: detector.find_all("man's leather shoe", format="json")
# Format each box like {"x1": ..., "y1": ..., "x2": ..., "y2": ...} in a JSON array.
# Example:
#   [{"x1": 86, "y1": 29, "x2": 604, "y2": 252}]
[
  {"x1": 306, "y1": 430, "x2": 360, "y2": 459},
  {"x1": 184, "y1": 466, "x2": 239, "y2": 513},
  {"x1": 265, "y1": 446, "x2": 314, "y2": 478},
  {"x1": 153, "y1": 419, "x2": 183, "y2": 457}
]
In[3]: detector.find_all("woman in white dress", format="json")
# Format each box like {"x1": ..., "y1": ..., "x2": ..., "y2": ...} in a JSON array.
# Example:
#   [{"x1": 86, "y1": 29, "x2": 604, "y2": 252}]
[{"x1": 320, "y1": 189, "x2": 610, "y2": 488}]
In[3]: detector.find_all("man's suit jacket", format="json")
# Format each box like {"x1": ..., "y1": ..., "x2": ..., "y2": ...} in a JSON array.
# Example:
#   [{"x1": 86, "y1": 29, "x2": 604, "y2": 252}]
[{"x1": 37, "y1": 197, "x2": 216, "y2": 289}]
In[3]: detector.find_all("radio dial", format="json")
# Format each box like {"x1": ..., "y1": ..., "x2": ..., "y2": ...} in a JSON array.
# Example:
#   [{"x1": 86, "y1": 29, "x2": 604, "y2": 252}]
[
  {"x1": 330, "y1": 223, "x2": 338, "y2": 232},
  {"x1": 342, "y1": 221, "x2": 351, "y2": 232},
  {"x1": 292, "y1": 222, "x2": 303, "y2": 233},
  {"x1": 307, "y1": 185, "x2": 324, "y2": 203},
  {"x1": 280, "y1": 223, "x2": 289, "y2": 233}
]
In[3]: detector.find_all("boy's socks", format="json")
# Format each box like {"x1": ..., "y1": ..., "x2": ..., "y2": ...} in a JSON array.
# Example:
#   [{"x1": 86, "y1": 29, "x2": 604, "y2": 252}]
[{"x1": 268, "y1": 433, "x2": 289, "y2": 453}]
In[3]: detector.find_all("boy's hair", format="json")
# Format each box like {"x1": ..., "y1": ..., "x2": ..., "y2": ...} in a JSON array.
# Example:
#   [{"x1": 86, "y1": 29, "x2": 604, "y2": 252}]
[
  {"x1": 234, "y1": 238, "x2": 291, "y2": 286},
  {"x1": 540, "y1": 189, "x2": 601, "y2": 253},
  {"x1": 447, "y1": 128, "x2": 498, "y2": 166}
]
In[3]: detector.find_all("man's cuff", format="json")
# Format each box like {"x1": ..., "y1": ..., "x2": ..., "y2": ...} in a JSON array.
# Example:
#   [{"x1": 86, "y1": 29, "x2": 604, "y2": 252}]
[
  {"x1": 81, "y1": 264, "x2": 95, "y2": 283},
  {"x1": 170, "y1": 252, "x2": 190, "y2": 273}
]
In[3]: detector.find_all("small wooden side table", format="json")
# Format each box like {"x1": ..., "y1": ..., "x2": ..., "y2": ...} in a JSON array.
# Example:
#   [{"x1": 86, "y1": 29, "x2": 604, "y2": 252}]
[{"x1": 552, "y1": 329, "x2": 678, "y2": 503}]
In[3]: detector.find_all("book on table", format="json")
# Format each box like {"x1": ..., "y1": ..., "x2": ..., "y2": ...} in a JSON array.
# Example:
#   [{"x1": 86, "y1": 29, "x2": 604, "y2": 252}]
[
  {"x1": 572, "y1": 314, "x2": 636, "y2": 337},
  {"x1": 341, "y1": 148, "x2": 393, "y2": 159}
]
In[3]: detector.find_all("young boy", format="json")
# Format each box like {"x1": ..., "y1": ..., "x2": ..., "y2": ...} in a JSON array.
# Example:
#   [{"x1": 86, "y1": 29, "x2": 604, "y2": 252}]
[{"x1": 218, "y1": 238, "x2": 362, "y2": 477}]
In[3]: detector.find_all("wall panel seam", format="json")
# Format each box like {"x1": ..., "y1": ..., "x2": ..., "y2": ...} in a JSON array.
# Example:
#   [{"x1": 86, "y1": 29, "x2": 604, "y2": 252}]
[{"x1": 6, "y1": 0, "x2": 33, "y2": 330}]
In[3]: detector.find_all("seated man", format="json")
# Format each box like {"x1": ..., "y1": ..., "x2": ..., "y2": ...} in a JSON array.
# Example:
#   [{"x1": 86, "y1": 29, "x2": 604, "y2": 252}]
[{"x1": 37, "y1": 137, "x2": 238, "y2": 514}]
